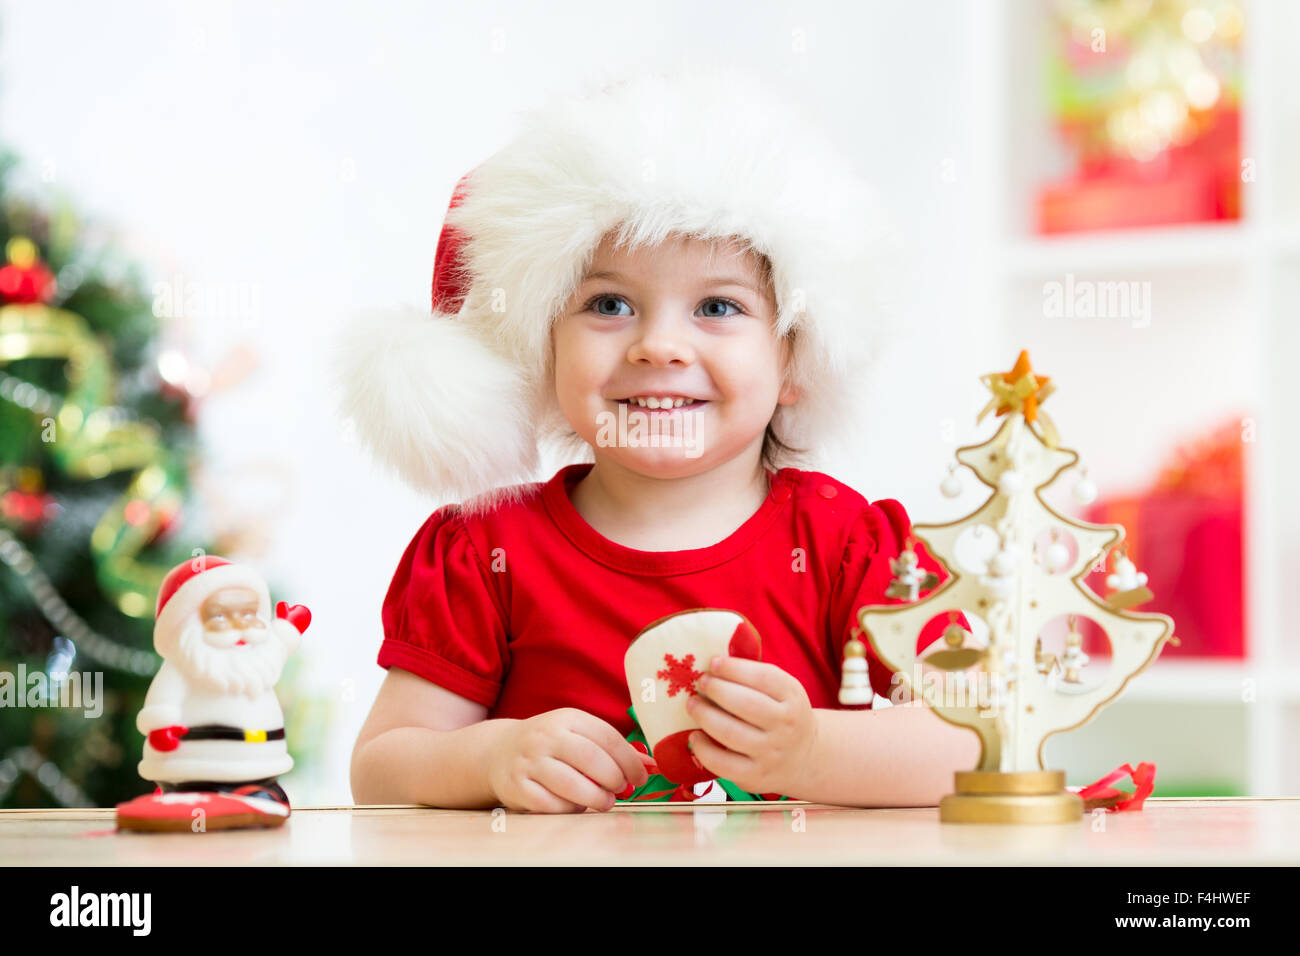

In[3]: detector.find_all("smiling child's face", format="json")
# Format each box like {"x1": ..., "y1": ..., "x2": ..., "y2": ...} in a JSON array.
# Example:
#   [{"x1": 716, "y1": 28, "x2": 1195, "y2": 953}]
[{"x1": 551, "y1": 231, "x2": 799, "y2": 478}]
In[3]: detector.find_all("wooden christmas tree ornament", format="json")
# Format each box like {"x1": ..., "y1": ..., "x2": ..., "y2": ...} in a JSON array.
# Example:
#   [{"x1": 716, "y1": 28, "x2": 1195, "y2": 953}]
[{"x1": 853, "y1": 351, "x2": 1177, "y2": 824}]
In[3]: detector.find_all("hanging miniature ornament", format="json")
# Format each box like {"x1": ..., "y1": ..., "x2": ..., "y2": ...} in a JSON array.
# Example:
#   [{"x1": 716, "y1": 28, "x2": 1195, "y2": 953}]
[
  {"x1": 885, "y1": 537, "x2": 941, "y2": 601},
  {"x1": 1072, "y1": 465, "x2": 1097, "y2": 505},
  {"x1": 923, "y1": 611, "x2": 985, "y2": 670},
  {"x1": 1105, "y1": 546, "x2": 1154, "y2": 609},
  {"x1": 1040, "y1": 528, "x2": 1072, "y2": 574},
  {"x1": 0, "y1": 237, "x2": 57, "y2": 305},
  {"x1": 980, "y1": 535, "x2": 1022, "y2": 600},
  {"x1": 1034, "y1": 636, "x2": 1055, "y2": 675},
  {"x1": 1060, "y1": 615, "x2": 1089, "y2": 684},
  {"x1": 0, "y1": 466, "x2": 56, "y2": 532},
  {"x1": 940, "y1": 463, "x2": 963, "y2": 499},
  {"x1": 990, "y1": 541, "x2": 1021, "y2": 576},
  {"x1": 997, "y1": 468, "x2": 1024, "y2": 496},
  {"x1": 943, "y1": 612, "x2": 968, "y2": 646},
  {"x1": 838, "y1": 627, "x2": 874, "y2": 706},
  {"x1": 1, "y1": 487, "x2": 55, "y2": 529}
]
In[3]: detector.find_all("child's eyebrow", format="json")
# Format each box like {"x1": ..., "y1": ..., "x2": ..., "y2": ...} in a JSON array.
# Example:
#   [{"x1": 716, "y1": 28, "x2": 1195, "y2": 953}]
[
  {"x1": 698, "y1": 275, "x2": 764, "y2": 294},
  {"x1": 581, "y1": 269, "x2": 763, "y2": 295}
]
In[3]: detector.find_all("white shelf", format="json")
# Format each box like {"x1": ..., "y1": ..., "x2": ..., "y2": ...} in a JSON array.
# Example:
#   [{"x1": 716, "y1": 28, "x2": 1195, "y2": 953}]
[
  {"x1": 1000, "y1": 222, "x2": 1300, "y2": 277},
  {"x1": 1122, "y1": 660, "x2": 1300, "y2": 702},
  {"x1": 1274, "y1": 224, "x2": 1300, "y2": 256},
  {"x1": 999, "y1": 222, "x2": 1257, "y2": 277},
  {"x1": 982, "y1": 0, "x2": 1296, "y2": 796}
]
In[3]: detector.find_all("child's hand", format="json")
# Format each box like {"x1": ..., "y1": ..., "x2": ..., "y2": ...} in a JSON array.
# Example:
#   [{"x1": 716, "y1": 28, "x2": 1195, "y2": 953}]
[
  {"x1": 685, "y1": 655, "x2": 817, "y2": 797},
  {"x1": 487, "y1": 708, "x2": 650, "y2": 813}
]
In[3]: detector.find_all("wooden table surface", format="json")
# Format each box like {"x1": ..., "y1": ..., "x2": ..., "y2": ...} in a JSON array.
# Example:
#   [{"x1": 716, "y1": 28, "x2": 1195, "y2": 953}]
[{"x1": 2, "y1": 798, "x2": 1296, "y2": 866}]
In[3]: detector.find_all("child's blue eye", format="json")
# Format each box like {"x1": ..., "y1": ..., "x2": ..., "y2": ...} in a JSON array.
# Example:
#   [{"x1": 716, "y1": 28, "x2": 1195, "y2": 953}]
[
  {"x1": 698, "y1": 298, "x2": 743, "y2": 318},
  {"x1": 583, "y1": 295, "x2": 745, "y2": 318},
  {"x1": 589, "y1": 295, "x2": 633, "y2": 317}
]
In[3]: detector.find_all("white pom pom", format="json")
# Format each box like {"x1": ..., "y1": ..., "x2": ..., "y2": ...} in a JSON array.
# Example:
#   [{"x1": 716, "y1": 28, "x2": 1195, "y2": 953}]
[{"x1": 330, "y1": 306, "x2": 540, "y2": 505}]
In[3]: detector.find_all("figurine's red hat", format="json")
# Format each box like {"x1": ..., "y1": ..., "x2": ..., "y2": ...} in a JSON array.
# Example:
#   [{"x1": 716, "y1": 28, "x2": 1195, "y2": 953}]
[
  {"x1": 153, "y1": 556, "x2": 270, "y2": 656},
  {"x1": 155, "y1": 556, "x2": 233, "y2": 618}
]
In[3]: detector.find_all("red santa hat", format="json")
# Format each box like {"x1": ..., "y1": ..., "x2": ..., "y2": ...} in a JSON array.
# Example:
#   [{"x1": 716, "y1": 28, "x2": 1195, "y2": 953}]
[
  {"x1": 334, "y1": 64, "x2": 898, "y2": 512},
  {"x1": 153, "y1": 556, "x2": 271, "y2": 657}
]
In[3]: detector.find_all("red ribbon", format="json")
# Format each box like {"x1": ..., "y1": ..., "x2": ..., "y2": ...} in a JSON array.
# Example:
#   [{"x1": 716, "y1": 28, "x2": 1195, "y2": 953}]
[{"x1": 1071, "y1": 761, "x2": 1156, "y2": 812}]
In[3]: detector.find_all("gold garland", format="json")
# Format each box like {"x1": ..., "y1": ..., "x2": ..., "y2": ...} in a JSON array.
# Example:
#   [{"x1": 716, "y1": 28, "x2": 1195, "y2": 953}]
[{"x1": 0, "y1": 302, "x2": 181, "y2": 617}]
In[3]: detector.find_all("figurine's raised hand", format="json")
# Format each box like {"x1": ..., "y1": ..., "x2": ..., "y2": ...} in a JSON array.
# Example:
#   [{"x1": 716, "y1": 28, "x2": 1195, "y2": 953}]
[
  {"x1": 148, "y1": 725, "x2": 189, "y2": 752},
  {"x1": 276, "y1": 601, "x2": 311, "y2": 634},
  {"x1": 486, "y1": 708, "x2": 650, "y2": 814}
]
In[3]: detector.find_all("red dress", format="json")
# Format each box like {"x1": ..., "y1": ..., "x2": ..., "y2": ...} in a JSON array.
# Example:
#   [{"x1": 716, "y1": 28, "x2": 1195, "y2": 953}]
[{"x1": 378, "y1": 462, "x2": 951, "y2": 736}]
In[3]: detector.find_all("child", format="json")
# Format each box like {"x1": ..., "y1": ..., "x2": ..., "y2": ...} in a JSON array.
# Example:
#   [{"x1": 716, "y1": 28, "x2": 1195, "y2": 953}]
[{"x1": 339, "y1": 65, "x2": 979, "y2": 812}]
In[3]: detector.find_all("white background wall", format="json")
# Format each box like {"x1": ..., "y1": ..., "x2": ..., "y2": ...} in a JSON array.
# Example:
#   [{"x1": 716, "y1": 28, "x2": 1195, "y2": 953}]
[{"x1": 0, "y1": 0, "x2": 1087, "y2": 802}]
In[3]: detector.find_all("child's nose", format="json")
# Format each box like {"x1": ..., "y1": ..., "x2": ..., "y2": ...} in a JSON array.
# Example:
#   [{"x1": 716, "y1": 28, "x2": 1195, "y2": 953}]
[{"x1": 628, "y1": 312, "x2": 695, "y2": 367}]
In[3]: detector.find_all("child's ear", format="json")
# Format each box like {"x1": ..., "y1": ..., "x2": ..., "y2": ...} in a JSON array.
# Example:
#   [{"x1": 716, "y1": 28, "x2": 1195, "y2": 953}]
[{"x1": 778, "y1": 380, "x2": 801, "y2": 406}]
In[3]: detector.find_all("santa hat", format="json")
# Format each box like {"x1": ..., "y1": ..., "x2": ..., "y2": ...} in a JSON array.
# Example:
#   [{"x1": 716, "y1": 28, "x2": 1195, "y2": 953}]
[
  {"x1": 153, "y1": 557, "x2": 271, "y2": 657},
  {"x1": 334, "y1": 64, "x2": 898, "y2": 512}
]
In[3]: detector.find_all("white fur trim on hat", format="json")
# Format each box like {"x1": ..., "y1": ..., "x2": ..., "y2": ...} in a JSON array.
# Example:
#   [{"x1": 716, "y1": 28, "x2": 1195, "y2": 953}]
[
  {"x1": 331, "y1": 304, "x2": 542, "y2": 509},
  {"x1": 154, "y1": 563, "x2": 269, "y2": 658},
  {"x1": 339, "y1": 63, "x2": 900, "y2": 505}
]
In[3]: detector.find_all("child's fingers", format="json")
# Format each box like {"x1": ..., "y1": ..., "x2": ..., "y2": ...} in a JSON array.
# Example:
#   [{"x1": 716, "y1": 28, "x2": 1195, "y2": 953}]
[
  {"x1": 567, "y1": 711, "x2": 652, "y2": 789},
  {"x1": 556, "y1": 727, "x2": 638, "y2": 797},
  {"x1": 635, "y1": 749, "x2": 659, "y2": 771},
  {"x1": 517, "y1": 775, "x2": 587, "y2": 814},
  {"x1": 696, "y1": 672, "x2": 783, "y2": 729},
  {"x1": 534, "y1": 758, "x2": 614, "y2": 812},
  {"x1": 708, "y1": 655, "x2": 800, "y2": 703},
  {"x1": 688, "y1": 693, "x2": 764, "y2": 755}
]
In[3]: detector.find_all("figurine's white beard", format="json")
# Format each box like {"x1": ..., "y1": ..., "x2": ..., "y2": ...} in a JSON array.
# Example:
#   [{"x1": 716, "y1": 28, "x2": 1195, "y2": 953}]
[{"x1": 176, "y1": 618, "x2": 285, "y2": 697}]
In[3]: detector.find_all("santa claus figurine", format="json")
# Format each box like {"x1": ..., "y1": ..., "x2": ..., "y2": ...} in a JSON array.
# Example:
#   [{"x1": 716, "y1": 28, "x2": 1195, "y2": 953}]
[{"x1": 115, "y1": 556, "x2": 311, "y2": 833}]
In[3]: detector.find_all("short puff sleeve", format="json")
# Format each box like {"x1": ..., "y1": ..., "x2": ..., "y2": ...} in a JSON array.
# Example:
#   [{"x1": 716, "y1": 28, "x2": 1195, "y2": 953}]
[
  {"x1": 830, "y1": 498, "x2": 959, "y2": 705},
  {"x1": 377, "y1": 506, "x2": 509, "y2": 708}
]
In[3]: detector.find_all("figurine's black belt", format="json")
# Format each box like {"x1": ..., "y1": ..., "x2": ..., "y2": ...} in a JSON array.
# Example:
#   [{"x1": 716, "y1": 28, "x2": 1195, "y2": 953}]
[{"x1": 183, "y1": 725, "x2": 285, "y2": 743}]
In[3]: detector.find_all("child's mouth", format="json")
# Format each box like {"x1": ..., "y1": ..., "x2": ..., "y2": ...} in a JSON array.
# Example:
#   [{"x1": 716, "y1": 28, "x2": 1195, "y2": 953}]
[{"x1": 615, "y1": 398, "x2": 708, "y2": 412}]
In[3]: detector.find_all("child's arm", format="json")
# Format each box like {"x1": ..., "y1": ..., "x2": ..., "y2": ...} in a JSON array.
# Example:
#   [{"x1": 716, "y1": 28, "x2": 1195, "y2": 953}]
[
  {"x1": 351, "y1": 667, "x2": 650, "y2": 811},
  {"x1": 795, "y1": 702, "x2": 983, "y2": 807},
  {"x1": 351, "y1": 667, "x2": 516, "y2": 809}
]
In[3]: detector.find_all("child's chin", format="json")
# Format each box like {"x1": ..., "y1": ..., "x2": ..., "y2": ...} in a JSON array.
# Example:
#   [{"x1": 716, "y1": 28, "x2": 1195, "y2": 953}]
[{"x1": 615, "y1": 448, "x2": 711, "y2": 475}]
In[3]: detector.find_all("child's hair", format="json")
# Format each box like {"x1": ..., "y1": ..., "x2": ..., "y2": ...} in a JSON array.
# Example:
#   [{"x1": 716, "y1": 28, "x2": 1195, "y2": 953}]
[{"x1": 749, "y1": 248, "x2": 805, "y2": 473}]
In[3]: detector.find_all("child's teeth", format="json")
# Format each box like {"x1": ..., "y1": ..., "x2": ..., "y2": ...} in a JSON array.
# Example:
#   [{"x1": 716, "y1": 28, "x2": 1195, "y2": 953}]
[{"x1": 628, "y1": 397, "x2": 697, "y2": 408}]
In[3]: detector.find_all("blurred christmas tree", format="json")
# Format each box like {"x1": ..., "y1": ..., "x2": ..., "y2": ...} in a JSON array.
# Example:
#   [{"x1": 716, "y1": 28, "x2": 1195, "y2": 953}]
[{"x1": 0, "y1": 146, "x2": 216, "y2": 807}]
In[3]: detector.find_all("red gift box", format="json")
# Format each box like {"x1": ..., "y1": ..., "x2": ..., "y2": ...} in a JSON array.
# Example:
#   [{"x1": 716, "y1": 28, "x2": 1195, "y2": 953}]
[
  {"x1": 1036, "y1": 107, "x2": 1241, "y2": 234},
  {"x1": 1078, "y1": 419, "x2": 1245, "y2": 659}
]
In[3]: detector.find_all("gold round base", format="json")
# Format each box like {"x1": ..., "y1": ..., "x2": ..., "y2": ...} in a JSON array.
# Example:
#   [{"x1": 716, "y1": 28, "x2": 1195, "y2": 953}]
[{"x1": 939, "y1": 770, "x2": 1083, "y2": 824}]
